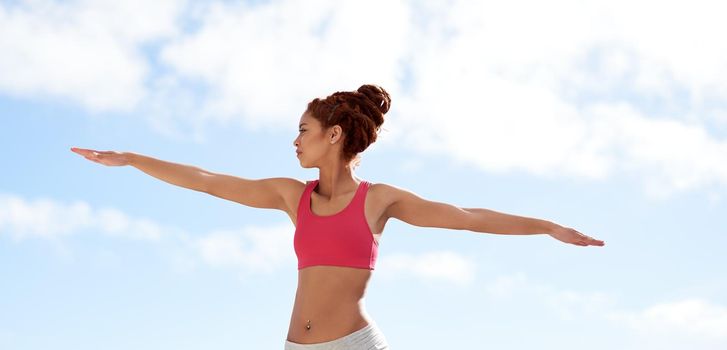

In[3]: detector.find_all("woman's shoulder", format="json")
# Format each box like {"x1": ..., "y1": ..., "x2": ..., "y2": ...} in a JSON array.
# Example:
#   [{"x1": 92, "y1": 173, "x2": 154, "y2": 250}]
[
  {"x1": 272, "y1": 178, "x2": 311, "y2": 215},
  {"x1": 366, "y1": 181, "x2": 430, "y2": 208},
  {"x1": 364, "y1": 181, "x2": 408, "y2": 206},
  {"x1": 366, "y1": 181, "x2": 404, "y2": 193}
]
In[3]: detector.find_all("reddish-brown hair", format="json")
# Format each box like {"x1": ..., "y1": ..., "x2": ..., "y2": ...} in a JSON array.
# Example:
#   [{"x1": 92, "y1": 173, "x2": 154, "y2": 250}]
[{"x1": 306, "y1": 84, "x2": 391, "y2": 166}]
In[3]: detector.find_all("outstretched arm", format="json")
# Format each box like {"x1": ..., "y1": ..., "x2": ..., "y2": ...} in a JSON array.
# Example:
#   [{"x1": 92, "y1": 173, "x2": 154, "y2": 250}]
[
  {"x1": 70, "y1": 147, "x2": 297, "y2": 211},
  {"x1": 463, "y1": 207, "x2": 604, "y2": 246},
  {"x1": 71, "y1": 147, "x2": 211, "y2": 192},
  {"x1": 383, "y1": 184, "x2": 605, "y2": 247}
]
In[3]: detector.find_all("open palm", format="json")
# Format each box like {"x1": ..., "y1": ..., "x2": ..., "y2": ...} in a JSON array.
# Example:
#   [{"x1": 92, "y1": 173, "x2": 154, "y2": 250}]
[
  {"x1": 70, "y1": 147, "x2": 129, "y2": 167},
  {"x1": 549, "y1": 226, "x2": 605, "y2": 247}
]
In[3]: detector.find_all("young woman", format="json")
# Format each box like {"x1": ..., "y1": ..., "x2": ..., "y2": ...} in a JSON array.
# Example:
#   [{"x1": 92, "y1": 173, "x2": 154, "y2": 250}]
[{"x1": 71, "y1": 84, "x2": 604, "y2": 349}]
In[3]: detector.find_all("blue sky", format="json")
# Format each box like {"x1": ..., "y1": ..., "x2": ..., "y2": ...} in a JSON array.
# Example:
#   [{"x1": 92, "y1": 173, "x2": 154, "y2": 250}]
[{"x1": 1, "y1": 0, "x2": 726, "y2": 349}]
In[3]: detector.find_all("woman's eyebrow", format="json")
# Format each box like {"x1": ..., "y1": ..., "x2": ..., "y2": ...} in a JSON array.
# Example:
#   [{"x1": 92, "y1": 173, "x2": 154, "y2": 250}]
[{"x1": 299, "y1": 123, "x2": 308, "y2": 127}]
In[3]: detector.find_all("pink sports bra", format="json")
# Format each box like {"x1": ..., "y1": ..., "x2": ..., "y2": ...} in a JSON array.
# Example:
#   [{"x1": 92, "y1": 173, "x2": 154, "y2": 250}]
[{"x1": 293, "y1": 179, "x2": 379, "y2": 270}]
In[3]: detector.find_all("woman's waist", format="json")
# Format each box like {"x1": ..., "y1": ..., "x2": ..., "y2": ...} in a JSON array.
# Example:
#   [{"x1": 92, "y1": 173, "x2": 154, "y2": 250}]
[
  {"x1": 287, "y1": 306, "x2": 371, "y2": 344},
  {"x1": 295, "y1": 275, "x2": 368, "y2": 304},
  {"x1": 292, "y1": 292, "x2": 366, "y2": 316}
]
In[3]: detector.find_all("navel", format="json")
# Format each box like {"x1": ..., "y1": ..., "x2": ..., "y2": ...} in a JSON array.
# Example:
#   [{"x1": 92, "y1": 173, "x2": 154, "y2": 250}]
[{"x1": 306, "y1": 319, "x2": 312, "y2": 331}]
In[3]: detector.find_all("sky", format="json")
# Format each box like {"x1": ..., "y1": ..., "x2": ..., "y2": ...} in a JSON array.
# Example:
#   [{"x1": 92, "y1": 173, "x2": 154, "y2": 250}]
[{"x1": 1, "y1": 0, "x2": 726, "y2": 349}]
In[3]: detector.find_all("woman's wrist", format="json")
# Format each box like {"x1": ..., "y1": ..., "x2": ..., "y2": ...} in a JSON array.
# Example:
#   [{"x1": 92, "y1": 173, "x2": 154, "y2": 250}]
[
  {"x1": 542, "y1": 220, "x2": 562, "y2": 235},
  {"x1": 123, "y1": 152, "x2": 138, "y2": 166}
]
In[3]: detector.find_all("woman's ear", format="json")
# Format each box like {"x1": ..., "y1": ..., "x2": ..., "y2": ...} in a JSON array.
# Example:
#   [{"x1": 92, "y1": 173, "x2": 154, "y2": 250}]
[{"x1": 330, "y1": 125, "x2": 343, "y2": 144}]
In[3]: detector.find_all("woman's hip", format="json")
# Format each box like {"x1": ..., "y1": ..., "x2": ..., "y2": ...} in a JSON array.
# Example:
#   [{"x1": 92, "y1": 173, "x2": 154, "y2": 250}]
[{"x1": 284, "y1": 321, "x2": 389, "y2": 350}]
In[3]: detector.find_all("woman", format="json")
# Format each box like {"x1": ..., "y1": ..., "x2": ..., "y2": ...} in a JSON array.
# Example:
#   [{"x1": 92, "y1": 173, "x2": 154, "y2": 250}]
[{"x1": 71, "y1": 84, "x2": 605, "y2": 349}]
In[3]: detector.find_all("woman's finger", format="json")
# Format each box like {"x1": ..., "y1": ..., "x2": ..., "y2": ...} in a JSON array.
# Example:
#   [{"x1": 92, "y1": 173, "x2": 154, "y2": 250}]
[
  {"x1": 71, "y1": 147, "x2": 88, "y2": 153},
  {"x1": 74, "y1": 148, "x2": 96, "y2": 156},
  {"x1": 586, "y1": 236, "x2": 603, "y2": 244}
]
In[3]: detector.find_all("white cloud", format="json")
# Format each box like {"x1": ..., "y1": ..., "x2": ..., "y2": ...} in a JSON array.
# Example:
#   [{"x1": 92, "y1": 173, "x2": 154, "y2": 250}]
[
  {"x1": 0, "y1": 0, "x2": 182, "y2": 111},
  {"x1": 377, "y1": 251, "x2": 476, "y2": 286},
  {"x1": 484, "y1": 271, "x2": 529, "y2": 298},
  {"x1": 484, "y1": 272, "x2": 616, "y2": 320},
  {"x1": 0, "y1": 192, "x2": 295, "y2": 273},
  {"x1": 159, "y1": 0, "x2": 408, "y2": 131},
  {"x1": 195, "y1": 223, "x2": 296, "y2": 274},
  {"x1": 586, "y1": 103, "x2": 727, "y2": 199},
  {"x1": 609, "y1": 298, "x2": 727, "y2": 340},
  {"x1": 601, "y1": 0, "x2": 727, "y2": 104},
  {"x1": 483, "y1": 272, "x2": 727, "y2": 348},
  {"x1": 3, "y1": 0, "x2": 727, "y2": 197},
  {"x1": 394, "y1": 74, "x2": 600, "y2": 178},
  {"x1": 156, "y1": 0, "x2": 727, "y2": 197},
  {"x1": 0, "y1": 194, "x2": 167, "y2": 241},
  {"x1": 391, "y1": 0, "x2": 727, "y2": 197}
]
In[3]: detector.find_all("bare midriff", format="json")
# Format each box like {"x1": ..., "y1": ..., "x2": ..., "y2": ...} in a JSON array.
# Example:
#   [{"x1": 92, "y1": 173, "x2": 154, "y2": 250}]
[{"x1": 286, "y1": 265, "x2": 374, "y2": 344}]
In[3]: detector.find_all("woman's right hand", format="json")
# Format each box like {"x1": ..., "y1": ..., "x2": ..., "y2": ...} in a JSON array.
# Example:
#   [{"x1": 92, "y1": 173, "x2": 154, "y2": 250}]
[{"x1": 70, "y1": 147, "x2": 132, "y2": 167}]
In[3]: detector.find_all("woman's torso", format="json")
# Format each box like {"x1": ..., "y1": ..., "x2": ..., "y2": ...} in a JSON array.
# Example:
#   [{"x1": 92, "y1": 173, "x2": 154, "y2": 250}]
[{"x1": 282, "y1": 179, "x2": 390, "y2": 344}]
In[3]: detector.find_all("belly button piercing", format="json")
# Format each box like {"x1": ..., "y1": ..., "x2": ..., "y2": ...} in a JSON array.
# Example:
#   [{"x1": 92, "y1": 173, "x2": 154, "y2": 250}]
[{"x1": 306, "y1": 319, "x2": 311, "y2": 331}]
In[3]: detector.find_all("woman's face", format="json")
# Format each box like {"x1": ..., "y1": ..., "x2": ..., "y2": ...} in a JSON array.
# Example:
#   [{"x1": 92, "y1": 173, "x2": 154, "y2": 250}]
[{"x1": 294, "y1": 111, "x2": 336, "y2": 168}]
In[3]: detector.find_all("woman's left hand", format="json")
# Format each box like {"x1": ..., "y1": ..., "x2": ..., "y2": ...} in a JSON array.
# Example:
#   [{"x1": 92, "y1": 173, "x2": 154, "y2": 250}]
[{"x1": 549, "y1": 225, "x2": 605, "y2": 247}]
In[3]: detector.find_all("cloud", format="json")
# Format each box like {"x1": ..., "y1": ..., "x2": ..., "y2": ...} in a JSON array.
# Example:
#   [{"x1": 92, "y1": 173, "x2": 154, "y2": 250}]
[
  {"x1": 0, "y1": 193, "x2": 167, "y2": 241},
  {"x1": 158, "y1": 0, "x2": 408, "y2": 131},
  {"x1": 586, "y1": 103, "x2": 727, "y2": 199},
  {"x1": 3, "y1": 0, "x2": 727, "y2": 197},
  {"x1": 377, "y1": 250, "x2": 476, "y2": 286},
  {"x1": 0, "y1": 0, "x2": 182, "y2": 111},
  {"x1": 483, "y1": 272, "x2": 727, "y2": 348},
  {"x1": 609, "y1": 298, "x2": 727, "y2": 340},
  {"x1": 0, "y1": 192, "x2": 295, "y2": 273},
  {"x1": 392, "y1": 0, "x2": 727, "y2": 197},
  {"x1": 156, "y1": 0, "x2": 727, "y2": 197},
  {"x1": 599, "y1": 0, "x2": 727, "y2": 104},
  {"x1": 484, "y1": 272, "x2": 616, "y2": 320},
  {"x1": 195, "y1": 223, "x2": 295, "y2": 274}
]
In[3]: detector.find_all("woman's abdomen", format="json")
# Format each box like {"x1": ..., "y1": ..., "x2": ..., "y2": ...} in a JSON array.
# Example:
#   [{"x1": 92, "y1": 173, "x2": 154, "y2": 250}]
[{"x1": 286, "y1": 267, "x2": 373, "y2": 343}]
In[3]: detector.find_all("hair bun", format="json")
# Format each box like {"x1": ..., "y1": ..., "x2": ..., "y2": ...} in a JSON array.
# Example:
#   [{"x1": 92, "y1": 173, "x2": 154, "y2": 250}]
[{"x1": 357, "y1": 84, "x2": 391, "y2": 115}]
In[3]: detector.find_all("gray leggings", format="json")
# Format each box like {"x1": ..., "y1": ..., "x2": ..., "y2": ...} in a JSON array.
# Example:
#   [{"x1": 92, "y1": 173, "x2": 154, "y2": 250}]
[{"x1": 284, "y1": 322, "x2": 390, "y2": 350}]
